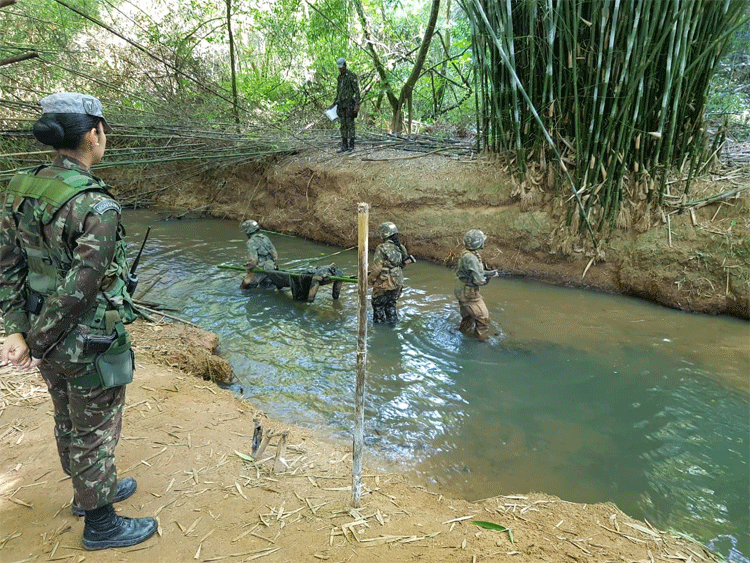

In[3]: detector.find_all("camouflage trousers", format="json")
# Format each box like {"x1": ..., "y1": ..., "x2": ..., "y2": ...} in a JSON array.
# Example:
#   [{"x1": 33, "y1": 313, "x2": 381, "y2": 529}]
[
  {"x1": 457, "y1": 295, "x2": 491, "y2": 341},
  {"x1": 338, "y1": 105, "x2": 356, "y2": 140},
  {"x1": 372, "y1": 287, "x2": 402, "y2": 324},
  {"x1": 41, "y1": 365, "x2": 125, "y2": 511}
]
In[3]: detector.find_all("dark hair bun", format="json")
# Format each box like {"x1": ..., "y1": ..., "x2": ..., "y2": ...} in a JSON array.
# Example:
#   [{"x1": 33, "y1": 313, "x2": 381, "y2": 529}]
[{"x1": 33, "y1": 115, "x2": 66, "y2": 146}]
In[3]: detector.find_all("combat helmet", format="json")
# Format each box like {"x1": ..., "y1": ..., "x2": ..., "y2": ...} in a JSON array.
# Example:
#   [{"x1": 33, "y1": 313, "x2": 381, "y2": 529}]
[
  {"x1": 378, "y1": 221, "x2": 398, "y2": 240},
  {"x1": 464, "y1": 229, "x2": 486, "y2": 250},
  {"x1": 241, "y1": 220, "x2": 260, "y2": 235}
]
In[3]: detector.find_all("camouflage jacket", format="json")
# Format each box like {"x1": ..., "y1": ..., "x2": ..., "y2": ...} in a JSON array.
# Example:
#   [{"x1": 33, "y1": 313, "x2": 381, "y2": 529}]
[
  {"x1": 368, "y1": 239, "x2": 408, "y2": 291},
  {"x1": 245, "y1": 233, "x2": 278, "y2": 270},
  {"x1": 455, "y1": 249, "x2": 488, "y2": 287},
  {"x1": 0, "y1": 155, "x2": 134, "y2": 360},
  {"x1": 334, "y1": 69, "x2": 361, "y2": 109}
]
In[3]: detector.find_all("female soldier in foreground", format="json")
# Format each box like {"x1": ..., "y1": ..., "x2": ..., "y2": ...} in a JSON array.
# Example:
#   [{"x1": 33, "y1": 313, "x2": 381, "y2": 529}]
[{"x1": 0, "y1": 92, "x2": 157, "y2": 550}]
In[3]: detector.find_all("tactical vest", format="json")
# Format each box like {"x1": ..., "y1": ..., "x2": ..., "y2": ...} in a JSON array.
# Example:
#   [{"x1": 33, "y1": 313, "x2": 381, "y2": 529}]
[
  {"x1": 456, "y1": 250, "x2": 482, "y2": 284},
  {"x1": 4, "y1": 165, "x2": 136, "y2": 335}
]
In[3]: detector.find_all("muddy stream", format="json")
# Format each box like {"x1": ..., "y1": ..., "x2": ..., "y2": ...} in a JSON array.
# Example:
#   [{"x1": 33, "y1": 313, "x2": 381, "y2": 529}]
[{"x1": 125, "y1": 210, "x2": 750, "y2": 561}]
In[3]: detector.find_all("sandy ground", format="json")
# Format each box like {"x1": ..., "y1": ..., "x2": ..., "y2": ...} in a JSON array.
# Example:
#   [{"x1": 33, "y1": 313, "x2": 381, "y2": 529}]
[{"x1": 0, "y1": 323, "x2": 724, "y2": 563}]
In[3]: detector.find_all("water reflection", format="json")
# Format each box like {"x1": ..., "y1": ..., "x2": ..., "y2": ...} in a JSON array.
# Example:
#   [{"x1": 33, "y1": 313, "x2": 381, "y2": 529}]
[{"x1": 123, "y1": 211, "x2": 749, "y2": 561}]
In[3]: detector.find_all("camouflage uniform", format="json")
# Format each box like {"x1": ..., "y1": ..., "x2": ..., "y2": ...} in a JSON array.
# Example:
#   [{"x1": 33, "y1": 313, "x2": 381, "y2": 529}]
[
  {"x1": 291, "y1": 264, "x2": 344, "y2": 302},
  {"x1": 0, "y1": 155, "x2": 136, "y2": 511},
  {"x1": 262, "y1": 264, "x2": 345, "y2": 302},
  {"x1": 454, "y1": 249, "x2": 492, "y2": 341},
  {"x1": 240, "y1": 232, "x2": 279, "y2": 289},
  {"x1": 368, "y1": 238, "x2": 410, "y2": 324},
  {"x1": 333, "y1": 68, "x2": 361, "y2": 151}
]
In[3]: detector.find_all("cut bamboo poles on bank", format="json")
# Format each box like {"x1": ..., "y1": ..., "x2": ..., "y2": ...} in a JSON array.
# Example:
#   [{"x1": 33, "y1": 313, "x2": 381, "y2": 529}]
[{"x1": 352, "y1": 202, "x2": 369, "y2": 508}]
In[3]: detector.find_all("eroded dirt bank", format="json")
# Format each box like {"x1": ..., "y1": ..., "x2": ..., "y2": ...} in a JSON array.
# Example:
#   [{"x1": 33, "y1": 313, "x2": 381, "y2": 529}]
[{"x1": 103, "y1": 147, "x2": 749, "y2": 320}]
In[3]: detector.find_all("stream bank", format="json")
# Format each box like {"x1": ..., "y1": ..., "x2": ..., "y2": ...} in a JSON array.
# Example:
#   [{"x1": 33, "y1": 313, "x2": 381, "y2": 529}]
[{"x1": 103, "y1": 146, "x2": 750, "y2": 320}]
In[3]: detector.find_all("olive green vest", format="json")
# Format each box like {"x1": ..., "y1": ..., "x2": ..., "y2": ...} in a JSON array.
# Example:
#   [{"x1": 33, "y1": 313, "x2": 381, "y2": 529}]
[{"x1": 5, "y1": 165, "x2": 136, "y2": 328}]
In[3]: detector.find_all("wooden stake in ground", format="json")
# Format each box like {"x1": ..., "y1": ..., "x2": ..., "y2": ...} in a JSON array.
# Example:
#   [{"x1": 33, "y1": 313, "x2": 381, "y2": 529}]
[{"x1": 352, "y1": 202, "x2": 369, "y2": 508}]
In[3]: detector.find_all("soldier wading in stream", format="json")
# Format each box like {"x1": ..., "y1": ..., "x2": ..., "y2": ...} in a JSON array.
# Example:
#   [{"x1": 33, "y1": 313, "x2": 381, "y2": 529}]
[
  {"x1": 368, "y1": 221, "x2": 415, "y2": 325},
  {"x1": 240, "y1": 219, "x2": 279, "y2": 290},
  {"x1": 454, "y1": 229, "x2": 500, "y2": 341}
]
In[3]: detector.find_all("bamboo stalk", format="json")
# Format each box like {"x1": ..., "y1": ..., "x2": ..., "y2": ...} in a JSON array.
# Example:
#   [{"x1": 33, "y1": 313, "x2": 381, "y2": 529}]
[
  {"x1": 351, "y1": 202, "x2": 369, "y2": 508},
  {"x1": 458, "y1": 0, "x2": 746, "y2": 234}
]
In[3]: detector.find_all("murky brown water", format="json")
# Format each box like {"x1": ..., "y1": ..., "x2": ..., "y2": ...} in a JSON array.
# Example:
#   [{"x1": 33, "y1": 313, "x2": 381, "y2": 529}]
[{"x1": 125, "y1": 211, "x2": 750, "y2": 561}]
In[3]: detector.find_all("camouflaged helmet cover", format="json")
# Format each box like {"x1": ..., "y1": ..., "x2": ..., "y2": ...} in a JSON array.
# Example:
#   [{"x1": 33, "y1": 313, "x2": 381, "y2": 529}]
[
  {"x1": 242, "y1": 219, "x2": 260, "y2": 235},
  {"x1": 464, "y1": 229, "x2": 486, "y2": 250},
  {"x1": 378, "y1": 221, "x2": 398, "y2": 240}
]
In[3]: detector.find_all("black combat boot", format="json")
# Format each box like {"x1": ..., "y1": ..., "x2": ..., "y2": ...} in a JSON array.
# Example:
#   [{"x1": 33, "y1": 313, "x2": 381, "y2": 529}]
[
  {"x1": 82, "y1": 504, "x2": 158, "y2": 550},
  {"x1": 72, "y1": 477, "x2": 137, "y2": 516},
  {"x1": 331, "y1": 281, "x2": 343, "y2": 299},
  {"x1": 337, "y1": 138, "x2": 348, "y2": 152},
  {"x1": 347, "y1": 138, "x2": 355, "y2": 152}
]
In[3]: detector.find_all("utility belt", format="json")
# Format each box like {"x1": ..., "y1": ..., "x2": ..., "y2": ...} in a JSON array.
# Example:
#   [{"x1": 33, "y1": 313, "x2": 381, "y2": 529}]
[
  {"x1": 27, "y1": 292, "x2": 134, "y2": 389},
  {"x1": 70, "y1": 320, "x2": 135, "y2": 389}
]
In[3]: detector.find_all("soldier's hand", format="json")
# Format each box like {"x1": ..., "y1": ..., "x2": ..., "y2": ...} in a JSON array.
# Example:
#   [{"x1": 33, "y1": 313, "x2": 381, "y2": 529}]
[{"x1": 1, "y1": 333, "x2": 41, "y2": 369}]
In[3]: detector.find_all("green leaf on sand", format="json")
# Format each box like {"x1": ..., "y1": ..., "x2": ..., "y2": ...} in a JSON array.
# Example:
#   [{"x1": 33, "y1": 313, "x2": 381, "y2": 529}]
[
  {"x1": 235, "y1": 450, "x2": 253, "y2": 461},
  {"x1": 473, "y1": 521, "x2": 513, "y2": 543}
]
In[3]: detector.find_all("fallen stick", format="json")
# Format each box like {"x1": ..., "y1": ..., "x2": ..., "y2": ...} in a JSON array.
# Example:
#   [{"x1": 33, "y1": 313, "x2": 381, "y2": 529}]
[{"x1": 134, "y1": 304, "x2": 201, "y2": 328}]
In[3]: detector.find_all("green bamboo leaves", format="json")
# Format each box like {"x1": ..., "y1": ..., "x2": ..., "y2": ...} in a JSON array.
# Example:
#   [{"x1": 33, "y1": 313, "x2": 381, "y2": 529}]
[{"x1": 459, "y1": 0, "x2": 748, "y2": 234}]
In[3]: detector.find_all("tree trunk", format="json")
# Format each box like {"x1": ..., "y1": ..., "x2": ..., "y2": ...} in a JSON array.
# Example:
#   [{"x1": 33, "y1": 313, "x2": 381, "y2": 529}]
[
  {"x1": 353, "y1": 0, "x2": 440, "y2": 133},
  {"x1": 392, "y1": 0, "x2": 441, "y2": 133},
  {"x1": 226, "y1": 0, "x2": 240, "y2": 126}
]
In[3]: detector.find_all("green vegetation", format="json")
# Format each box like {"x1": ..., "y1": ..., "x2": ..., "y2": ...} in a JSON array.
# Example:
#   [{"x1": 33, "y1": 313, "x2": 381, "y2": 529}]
[
  {"x1": 1, "y1": 0, "x2": 748, "y2": 240},
  {"x1": 459, "y1": 0, "x2": 748, "y2": 240}
]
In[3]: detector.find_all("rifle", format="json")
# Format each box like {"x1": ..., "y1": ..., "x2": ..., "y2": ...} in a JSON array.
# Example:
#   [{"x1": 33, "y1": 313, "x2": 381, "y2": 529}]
[
  {"x1": 483, "y1": 269, "x2": 499, "y2": 281},
  {"x1": 127, "y1": 226, "x2": 151, "y2": 295}
]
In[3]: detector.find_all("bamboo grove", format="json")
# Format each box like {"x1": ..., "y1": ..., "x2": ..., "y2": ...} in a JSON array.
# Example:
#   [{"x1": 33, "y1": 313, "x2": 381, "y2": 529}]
[{"x1": 460, "y1": 0, "x2": 748, "y2": 240}]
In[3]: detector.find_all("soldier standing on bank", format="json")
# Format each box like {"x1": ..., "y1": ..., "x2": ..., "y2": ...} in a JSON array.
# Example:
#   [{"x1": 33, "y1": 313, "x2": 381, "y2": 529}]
[
  {"x1": 330, "y1": 57, "x2": 361, "y2": 153},
  {"x1": 454, "y1": 229, "x2": 499, "y2": 341},
  {"x1": 368, "y1": 221, "x2": 415, "y2": 324},
  {"x1": 0, "y1": 92, "x2": 157, "y2": 550},
  {"x1": 240, "y1": 219, "x2": 279, "y2": 289}
]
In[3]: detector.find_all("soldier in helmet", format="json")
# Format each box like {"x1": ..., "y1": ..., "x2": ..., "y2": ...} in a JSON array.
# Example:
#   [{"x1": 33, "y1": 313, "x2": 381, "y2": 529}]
[
  {"x1": 454, "y1": 229, "x2": 499, "y2": 341},
  {"x1": 368, "y1": 221, "x2": 415, "y2": 324},
  {"x1": 240, "y1": 220, "x2": 279, "y2": 290}
]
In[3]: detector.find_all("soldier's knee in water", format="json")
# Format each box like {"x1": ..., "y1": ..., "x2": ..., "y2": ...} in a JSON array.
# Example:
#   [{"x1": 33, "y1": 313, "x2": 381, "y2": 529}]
[{"x1": 331, "y1": 281, "x2": 343, "y2": 299}]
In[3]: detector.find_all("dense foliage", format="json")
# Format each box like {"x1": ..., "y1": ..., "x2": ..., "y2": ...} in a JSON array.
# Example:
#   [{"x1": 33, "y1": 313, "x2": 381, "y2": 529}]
[
  {"x1": 460, "y1": 0, "x2": 748, "y2": 238},
  {"x1": 0, "y1": 0, "x2": 747, "y2": 238}
]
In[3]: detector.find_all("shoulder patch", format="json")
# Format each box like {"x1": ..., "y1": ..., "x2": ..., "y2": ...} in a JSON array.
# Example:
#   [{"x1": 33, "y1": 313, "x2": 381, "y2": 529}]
[{"x1": 93, "y1": 200, "x2": 121, "y2": 215}]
